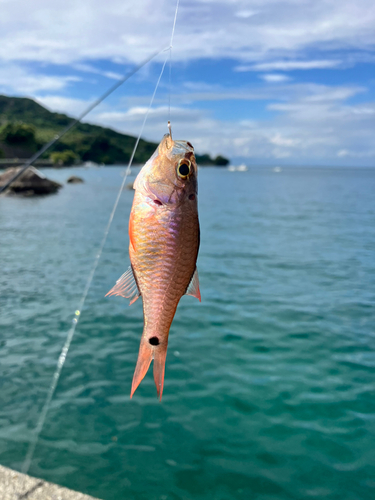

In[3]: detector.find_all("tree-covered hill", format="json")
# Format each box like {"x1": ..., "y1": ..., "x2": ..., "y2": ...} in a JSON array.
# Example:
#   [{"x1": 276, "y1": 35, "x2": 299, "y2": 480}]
[{"x1": 0, "y1": 95, "x2": 229, "y2": 166}]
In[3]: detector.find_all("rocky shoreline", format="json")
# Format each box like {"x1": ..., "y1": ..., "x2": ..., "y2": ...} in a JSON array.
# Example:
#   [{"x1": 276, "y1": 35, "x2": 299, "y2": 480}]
[{"x1": 0, "y1": 167, "x2": 62, "y2": 195}]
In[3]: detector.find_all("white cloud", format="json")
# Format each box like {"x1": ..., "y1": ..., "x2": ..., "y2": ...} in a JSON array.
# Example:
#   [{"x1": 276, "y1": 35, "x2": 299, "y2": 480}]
[
  {"x1": 35, "y1": 96, "x2": 91, "y2": 116},
  {"x1": 270, "y1": 134, "x2": 300, "y2": 147},
  {"x1": 337, "y1": 148, "x2": 375, "y2": 158},
  {"x1": 98, "y1": 91, "x2": 375, "y2": 166},
  {"x1": 304, "y1": 87, "x2": 365, "y2": 102},
  {"x1": 0, "y1": 65, "x2": 79, "y2": 93},
  {"x1": 72, "y1": 63, "x2": 123, "y2": 81},
  {"x1": 0, "y1": 1, "x2": 374, "y2": 65},
  {"x1": 237, "y1": 59, "x2": 343, "y2": 72},
  {"x1": 91, "y1": 106, "x2": 204, "y2": 140},
  {"x1": 337, "y1": 149, "x2": 349, "y2": 157},
  {"x1": 1, "y1": 0, "x2": 374, "y2": 166},
  {"x1": 260, "y1": 73, "x2": 291, "y2": 82},
  {"x1": 234, "y1": 10, "x2": 258, "y2": 19},
  {"x1": 103, "y1": 72, "x2": 123, "y2": 81},
  {"x1": 32, "y1": 81, "x2": 375, "y2": 166}
]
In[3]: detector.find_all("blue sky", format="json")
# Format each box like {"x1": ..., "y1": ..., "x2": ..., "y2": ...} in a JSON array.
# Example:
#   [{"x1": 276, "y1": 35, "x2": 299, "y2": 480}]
[{"x1": 0, "y1": 0, "x2": 374, "y2": 166}]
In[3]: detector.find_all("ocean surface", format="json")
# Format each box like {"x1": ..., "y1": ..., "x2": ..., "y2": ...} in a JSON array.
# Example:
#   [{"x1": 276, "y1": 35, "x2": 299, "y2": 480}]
[{"x1": 1, "y1": 165, "x2": 375, "y2": 500}]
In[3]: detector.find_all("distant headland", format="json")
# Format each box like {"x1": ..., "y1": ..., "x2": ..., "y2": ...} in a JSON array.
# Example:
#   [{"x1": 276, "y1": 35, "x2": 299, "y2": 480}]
[{"x1": 0, "y1": 95, "x2": 229, "y2": 167}]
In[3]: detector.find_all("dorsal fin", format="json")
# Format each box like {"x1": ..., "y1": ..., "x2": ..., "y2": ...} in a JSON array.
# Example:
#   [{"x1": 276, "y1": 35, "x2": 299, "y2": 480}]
[
  {"x1": 185, "y1": 267, "x2": 201, "y2": 301},
  {"x1": 105, "y1": 266, "x2": 140, "y2": 305}
]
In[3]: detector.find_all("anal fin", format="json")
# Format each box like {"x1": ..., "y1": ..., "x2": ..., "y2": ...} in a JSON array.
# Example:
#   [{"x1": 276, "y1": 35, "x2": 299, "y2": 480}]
[
  {"x1": 185, "y1": 267, "x2": 201, "y2": 302},
  {"x1": 105, "y1": 266, "x2": 140, "y2": 305}
]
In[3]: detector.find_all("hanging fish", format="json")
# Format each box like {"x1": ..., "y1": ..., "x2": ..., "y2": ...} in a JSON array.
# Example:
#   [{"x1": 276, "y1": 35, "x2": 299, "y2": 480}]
[{"x1": 106, "y1": 133, "x2": 200, "y2": 400}]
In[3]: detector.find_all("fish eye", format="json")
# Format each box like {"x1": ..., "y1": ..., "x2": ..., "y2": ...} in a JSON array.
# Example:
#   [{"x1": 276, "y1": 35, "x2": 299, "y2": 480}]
[{"x1": 177, "y1": 159, "x2": 191, "y2": 179}]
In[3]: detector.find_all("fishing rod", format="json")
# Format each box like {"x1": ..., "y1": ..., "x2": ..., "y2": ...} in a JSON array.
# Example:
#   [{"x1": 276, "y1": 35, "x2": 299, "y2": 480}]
[{"x1": 0, "y1": 46, "x2": 168, "y2": 195}]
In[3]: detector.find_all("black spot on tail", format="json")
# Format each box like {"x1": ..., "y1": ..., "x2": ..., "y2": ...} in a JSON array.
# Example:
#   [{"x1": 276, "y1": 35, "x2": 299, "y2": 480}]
[{"x1": 149, "y1": 336, "x2": 159, "y2": 346}]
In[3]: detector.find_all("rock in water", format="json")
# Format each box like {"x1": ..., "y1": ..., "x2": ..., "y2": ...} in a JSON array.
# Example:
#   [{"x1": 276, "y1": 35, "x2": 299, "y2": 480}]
[
  {"x1": 67, "y1": 175, "x2": 84, "y2": 184},
  {"x1": 0, "y1": 166, "x2": 62, "y2": 195}
]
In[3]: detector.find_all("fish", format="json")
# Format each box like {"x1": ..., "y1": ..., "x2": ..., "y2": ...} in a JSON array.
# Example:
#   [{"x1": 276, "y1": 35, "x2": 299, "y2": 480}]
[{"x1": 106, "y1": 133, "x2": 200, "y2": 400}]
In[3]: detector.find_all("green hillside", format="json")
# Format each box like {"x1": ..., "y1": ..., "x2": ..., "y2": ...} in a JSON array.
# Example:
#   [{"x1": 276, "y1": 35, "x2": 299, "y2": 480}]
[{"x1": 0, "y1": 95, "x2": 229, "y2": 166}]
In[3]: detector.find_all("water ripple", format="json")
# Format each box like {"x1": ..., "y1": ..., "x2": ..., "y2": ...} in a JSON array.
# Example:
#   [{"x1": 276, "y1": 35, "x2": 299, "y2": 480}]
[{"x1": 1, "y1": 166, "x2": 375, "y2": 500}]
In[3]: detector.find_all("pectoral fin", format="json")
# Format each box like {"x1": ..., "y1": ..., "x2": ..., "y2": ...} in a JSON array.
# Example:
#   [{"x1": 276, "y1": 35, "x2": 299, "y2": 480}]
[
  {"x1": 185, "y1": 267, "x2": 201, "y2": 302},
  {"x1": 105, "y1": 266, "x2": 140, "y2": 305}
]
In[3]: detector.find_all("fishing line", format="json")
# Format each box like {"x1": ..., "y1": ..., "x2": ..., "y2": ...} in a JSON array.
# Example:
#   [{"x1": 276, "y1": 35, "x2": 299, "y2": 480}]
[
  {"x1": 0, "y1": 47, "x2": 165, "y2": 195},
  {"x1": 168, "y1": 0, "x2": 180, "y2": 124},
  {"x1": 168, "y1": 45, "x2": 172, "y2": 124},
  {"x1": 21, "y1": 53, "x2": 170, "y2": 478},
  {"x1": 21, "y1": 0, "x2": 181, "y2": 480}
]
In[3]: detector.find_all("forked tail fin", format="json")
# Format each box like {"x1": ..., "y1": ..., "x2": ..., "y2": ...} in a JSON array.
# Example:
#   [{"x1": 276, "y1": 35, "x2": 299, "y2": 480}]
[{"x1": 130, "y1": 335, "x2": 168, "y2": 400}]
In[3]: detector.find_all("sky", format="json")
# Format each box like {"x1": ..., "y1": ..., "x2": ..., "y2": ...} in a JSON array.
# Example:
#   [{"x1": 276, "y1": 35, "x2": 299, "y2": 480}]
[{"x1": 1, "y1": 0, "x2": 374, "y2": 166}]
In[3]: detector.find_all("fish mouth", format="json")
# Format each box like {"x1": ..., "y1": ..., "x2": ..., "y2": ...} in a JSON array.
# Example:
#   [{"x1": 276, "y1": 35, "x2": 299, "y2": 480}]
[
  {"x1": 160, "y1": 134, "x2": 194, "y2": 158},
  {"x1": 172, "y1": 140, "x2": 194, "y2": 155}
]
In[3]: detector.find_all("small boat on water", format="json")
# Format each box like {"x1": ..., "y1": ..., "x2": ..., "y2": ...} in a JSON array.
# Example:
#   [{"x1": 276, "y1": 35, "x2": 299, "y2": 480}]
[
  {"x1": 273, "y1": 166, "x2": 282, "y2": 173},
  {"x1": 228, "y1": 164, "x2": 248, "y2": 172},
  {"x1": 83, "y1": 161, "x2": 100, "y2": 168}
]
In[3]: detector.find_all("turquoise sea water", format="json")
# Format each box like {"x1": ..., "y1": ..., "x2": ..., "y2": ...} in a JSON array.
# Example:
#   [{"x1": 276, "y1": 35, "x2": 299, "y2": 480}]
[{"x1": 1, "y1": 165, "x2": 375, "y2": 500}]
